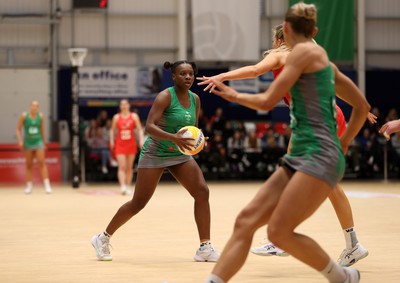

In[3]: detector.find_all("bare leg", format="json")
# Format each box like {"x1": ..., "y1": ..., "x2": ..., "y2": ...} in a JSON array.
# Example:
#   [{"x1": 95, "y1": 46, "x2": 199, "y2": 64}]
[
  {"x1": 267, "y1": 172, "x2": 332, "y2": 271},
  {"x1": 24, "y1": 150, "x2": 34, "y2": 182},
  {"x1": 125, "y1": 154, "x2": 136, "y2": 187},
  {"x1": 35, "y1": 149, "x2": 49, "y2": 180},
  {"x1": 329, "y1": 184, "x2": 354, "y2": 229},
  {"x1": 105, "y1": 167, "x2": 164, "y2": 235},
  {"x1": 211, "y1": 168, "x2": 291, "y2": 281},
  {"x1": 116, "y1": 154, "x2": 127, "y2": 188},
  {"x1": 168, "y1": 160, "x2": 210, "y2": 242}
]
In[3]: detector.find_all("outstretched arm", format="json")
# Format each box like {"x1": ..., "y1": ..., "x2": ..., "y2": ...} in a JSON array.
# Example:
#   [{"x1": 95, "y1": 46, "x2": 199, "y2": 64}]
[{"x1": 198, "y1": 52, "x2": 281, "y2": 92}]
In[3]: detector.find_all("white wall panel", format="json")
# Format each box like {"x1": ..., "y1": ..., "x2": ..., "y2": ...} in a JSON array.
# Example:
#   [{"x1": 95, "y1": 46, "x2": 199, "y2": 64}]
[
  {"x1": 72, "y1": 14, "x2": 106, "y2": 47},
  {"x1": 366, "y1": 0, "x2": 400, "y2": 17},
  {"x1": 0, "y1": 69, "x2": 50, "y2": 143},
  {"x1": 0, "y1": 0, "x2": 49, "y2": 14},
  {"x1": 108, "y1": 17, "x2": 177, "y2": 48},
  {"x1": 109, "y1": 0, "x2": 176, "y2": 14},
  {"x1": 366, "y1": 20, "x2": 400, "y2": 50},
  {"x1": 0, "y1": 24, "x2": 48, "y2": 47},
  {"x1": 367, "y1": 53, "x2": 400, "y2": 68}
]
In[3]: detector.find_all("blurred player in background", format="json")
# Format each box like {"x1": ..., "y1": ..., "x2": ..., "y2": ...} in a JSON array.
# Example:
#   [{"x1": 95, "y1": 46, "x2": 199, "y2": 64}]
[
  {"x1": 16, "y1": 100, "x2": 52, "y2": 194},
  {"x1": 110, "y1": 99, "x2": 144, "y2": 195}
]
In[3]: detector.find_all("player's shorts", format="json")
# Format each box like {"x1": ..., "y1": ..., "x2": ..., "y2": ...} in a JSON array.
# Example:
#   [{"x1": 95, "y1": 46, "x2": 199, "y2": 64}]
[
  {"x1": 281, "y1": 147, "x2": 345, "y2": 188},
  {"x1": 138, "y1": 154, "x2": 193, "y2": 169}
]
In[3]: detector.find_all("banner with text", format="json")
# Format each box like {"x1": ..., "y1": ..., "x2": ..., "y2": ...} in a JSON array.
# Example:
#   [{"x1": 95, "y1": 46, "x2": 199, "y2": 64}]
[{"x1": 78, "y1": 66, "x2": 162, "y2": 99}]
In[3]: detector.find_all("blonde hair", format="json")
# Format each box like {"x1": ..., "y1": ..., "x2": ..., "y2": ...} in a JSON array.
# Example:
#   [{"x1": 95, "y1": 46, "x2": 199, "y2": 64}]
[
  {"x1": 285, "y1": 2, "x2": 317, "y2": 38},
  {"x1": 263, "y1": 24, "x2": 291, "y2": 57}
]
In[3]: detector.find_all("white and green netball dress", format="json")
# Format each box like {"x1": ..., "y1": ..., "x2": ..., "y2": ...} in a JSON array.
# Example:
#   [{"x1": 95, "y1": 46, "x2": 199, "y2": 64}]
[
  {"x1": 24, "y1": 114, "x2": 44, "y2": 150},
  {"x1": 282, "y1": 65, "x2": 345, "y2": 187},
  {"x1": 138, "y1": 87, "x2": 197, "y2": 168}
]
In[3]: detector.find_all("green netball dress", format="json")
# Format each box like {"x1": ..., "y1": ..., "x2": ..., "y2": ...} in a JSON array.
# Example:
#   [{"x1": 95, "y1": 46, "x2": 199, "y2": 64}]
[
  {"x1": 138, "y1": 87, "x2": 197, "y2": 168},
  {"x1": 282, "y1": 65, "x2": 345, "y2": 188},
  {"x1": 24, "y1": 113, "x2": 44, "y2": 150}
]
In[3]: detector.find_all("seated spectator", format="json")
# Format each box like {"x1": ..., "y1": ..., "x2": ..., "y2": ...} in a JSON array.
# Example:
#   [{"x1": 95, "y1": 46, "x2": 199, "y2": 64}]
[
  {"x1": 386, "y1": 108, "x2": 398, "y2": 122},
  {"x1": 355, "y1": 127, "x2": 381, "y2": 174},
  {"x1": 87, "y1": 127, "x2": 112, "y2": 174},
  {"x1": 84, "y1": 119, "x2": 97, "y2": 143},
  {"x1": 224, "y1": 120, "x2": 234, "y2": 139},
  {"x1": 227, "y1": 130, "x2": 246, "y2": 173},
  {"x1": 210, "y1": 107, "x2": 226, "y2": 133},
  {"x1": 97, "y1": 110, "x2": 109, "y2": 127},
  {"x1": 244, "y1": 130, "x2": 261, "y2": 153},
  {"x1": 261, "y1": 128, "x2": 279, "y2": 149}
]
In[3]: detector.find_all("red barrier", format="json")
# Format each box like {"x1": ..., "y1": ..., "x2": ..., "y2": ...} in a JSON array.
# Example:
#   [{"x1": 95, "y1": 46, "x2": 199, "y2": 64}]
[{"x1": 0, "y1": 143, "x2": 62, "y2": 183}]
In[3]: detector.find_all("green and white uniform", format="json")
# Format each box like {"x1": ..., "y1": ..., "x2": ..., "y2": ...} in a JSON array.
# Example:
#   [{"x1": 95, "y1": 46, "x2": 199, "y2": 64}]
[
  {"x1": 282, "y1": 65, "x2": 345, "y2": 188},
  {"x1": 138, "y1": 87, "x2": 196, "y2": 168},
  {"x1": 23, "y1": 113, "x2": 44, "y2": 150}
]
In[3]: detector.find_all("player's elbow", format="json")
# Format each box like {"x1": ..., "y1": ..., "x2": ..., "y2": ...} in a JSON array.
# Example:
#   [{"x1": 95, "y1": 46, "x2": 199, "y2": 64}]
[
  {"x1": 259, "y1": 99, "x2": 274, "y2": 111},
  {"x1": 357, "y1": 98, "x2": 371, "y2": 116}
]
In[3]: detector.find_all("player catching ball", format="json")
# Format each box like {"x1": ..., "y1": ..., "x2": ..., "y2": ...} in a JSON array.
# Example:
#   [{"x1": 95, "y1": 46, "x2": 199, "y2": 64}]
[
  {"x1": 92, "y1": 60, "x2": 219, "y2": 262},
  {"x1": 110, "y1": 99, "x2": 144, "y2": 195},
  {"x1": 203, "y1": 2, "x2": 370, "y2": 282},
  {"x1": 16, "y1": 100, "x2": 52, "y2": 194}
]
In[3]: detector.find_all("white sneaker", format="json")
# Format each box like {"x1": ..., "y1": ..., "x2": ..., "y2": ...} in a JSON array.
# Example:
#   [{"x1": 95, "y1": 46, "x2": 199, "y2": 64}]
[
  {"x1": 45, "y1": 186, "x2": 52, "y2": 194},
  {"x1": 91, "y1": 233, "x2": 112, "y2": 261},
  {"x1": 25, "y1": 186, "x2": 33, "y2": 194},
  {"x1": 194, "y1": 242, "x2": 220, "y2": 262},
  {"x1": 250, "y1": 242, "x2": 289, "y2": 257},
  {"x1": 338, "y1": 243, "x2": 369, "y2": 267},
  {"x1": 343, "y1": 267, "x2": 360, "y2": 283},
  {"x1": 121, "y1": 188, "x2": 132, "y2": 195}
]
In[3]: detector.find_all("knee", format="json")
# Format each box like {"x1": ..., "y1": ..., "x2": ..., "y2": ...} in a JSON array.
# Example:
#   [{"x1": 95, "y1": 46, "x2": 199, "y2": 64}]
[
  {"x1": 193, "y1": 184, "x2": 209, "y2": 202},
  {"x1": 26, "y1": 162, "x2": 33, "y2": 169},
  {"x1": 267, "y1": 222, "x2": 291, "y2": 248},
  {"x1": 37, "y1": 160, "x2": 46, "y2": 167},
  {"x1": 126, "y1": 167, "x2": 133, "y2": 174},
  {"x1": 233, "y1": 208, "x2": 256, "y2": 236},
  {"x1": 119, "y1": 164, "x2": 127, "y2": 171}
]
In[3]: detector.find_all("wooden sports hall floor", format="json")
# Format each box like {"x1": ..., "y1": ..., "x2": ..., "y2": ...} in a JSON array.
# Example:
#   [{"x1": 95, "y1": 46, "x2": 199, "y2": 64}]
[{"x1": 1, "y1": 181, "x2": 400, "y2": 283}]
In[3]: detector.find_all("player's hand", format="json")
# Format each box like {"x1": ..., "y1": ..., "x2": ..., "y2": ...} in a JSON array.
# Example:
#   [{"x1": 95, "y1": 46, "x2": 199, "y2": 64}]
[
  {"x1": 379, "y1": 119, "x2": 400, "y2": 140},
  {"x1": 109, "y1": 141, "x2": 114, "y2": 149},
  {"x1": 210, "y1": 81, "x2": 239, "y2": 103},
  {"x1": 172, "y1": 128, "x2": 194, "y2": 152},
  {"x1": 367, "y1": 112, "x2": 377, "y2": 124},
  {"x1": 197, "y1": 75, "x2": 223, "y2": 93}
]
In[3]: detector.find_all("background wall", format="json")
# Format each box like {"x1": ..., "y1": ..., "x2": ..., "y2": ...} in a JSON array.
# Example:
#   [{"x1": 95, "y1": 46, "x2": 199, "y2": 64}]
[
  {"x1": 0, "y1": 69, "x2": 50, "y2": 143},
  {"x1": 0, "y1": 0, "x2": 399, "y2": 141}
]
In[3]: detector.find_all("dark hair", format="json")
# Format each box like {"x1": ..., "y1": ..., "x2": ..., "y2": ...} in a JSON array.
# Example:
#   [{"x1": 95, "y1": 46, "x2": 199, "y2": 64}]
[
  {"x1": 285, "y1": 2, "x2": 317, "y2": 38},
  {"x1": 163, "y1": 60, "x2": 198, "y2": 75}
]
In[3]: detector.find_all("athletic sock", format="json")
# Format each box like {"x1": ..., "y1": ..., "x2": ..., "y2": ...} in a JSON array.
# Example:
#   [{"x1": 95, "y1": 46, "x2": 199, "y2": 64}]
[
  {"x1": 321, "y1": 258, "x2": 346, "y2": 283},
  {"x1": 26, "y1": 181, "x2": 33, "y2": 189},
  {"x1": 343, "y1": 227, "x2": 358, "y2": 250},
  {"x1": 120, "y1": 184, "x2": 127, "y2": 191},
  {"x1": 204, "y1": 274, "x2": 225, "y2": 283},
  {"x1": 102, "y1": 231, "x2": 111, "y2": 238},
  {"x1": 43, "y1": 178, "x2": 51, "y2": 189}
]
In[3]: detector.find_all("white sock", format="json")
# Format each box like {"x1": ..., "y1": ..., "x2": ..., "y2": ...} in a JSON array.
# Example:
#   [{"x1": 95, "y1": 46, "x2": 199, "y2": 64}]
[
  {"x1": 26, "y1": 181, "x2": 33, "y2": 189},
  {"x1": 204, "y1": 274, "x2": 225, "y2": 283},
  {"x1": 43, "y1": 178, "x2": 51, "y2": 189},
  {"x1": 343, "y1": 227, "x2": 358, "y2": 250},
  {"x1": 121, "y1": 184, "x2": 127, "y2": 191},
  {"x1": 321, "y1": 258, "x2": 346, "y2": 283},
  {"x1": 102, "y1": 231, "x2": 111, "y2": 238}
]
